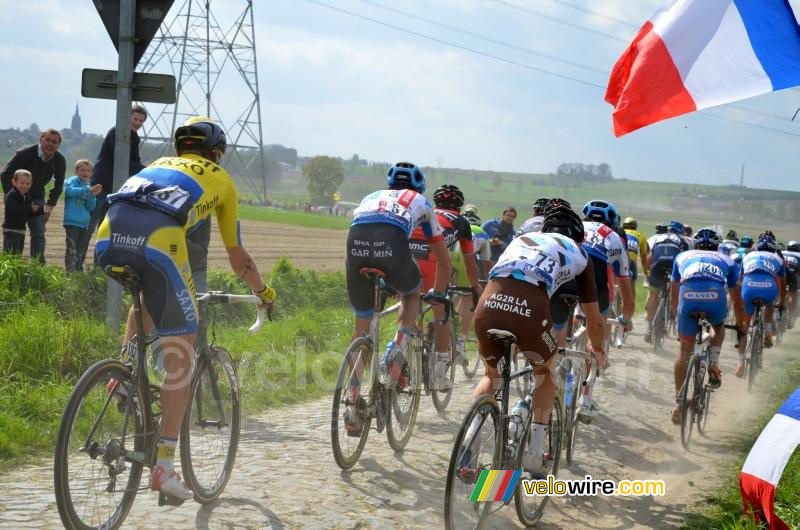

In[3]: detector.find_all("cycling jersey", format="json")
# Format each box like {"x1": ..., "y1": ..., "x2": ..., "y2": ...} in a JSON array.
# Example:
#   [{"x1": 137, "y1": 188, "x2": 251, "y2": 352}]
[
  {"x1": 672, "y1": 250, "x2": 739, "y2": 286},
  {"x1": 721, "y1": 238, "x2": 740, "y2": 249},
  {"x1": 740, "y1": 251, "x2": 785, "y2": 316},
  {"x1": 682, "y1": 235, "x2": 695, "y2": 250},
  {"x1": 470, "y1": 224, "x2": 491, "y2": 262},
  {"x1": 624, "y1": 228, "x2": 648, "y2": 264},
  {"x1": 452, "y1": 224, "x2": 491, "y2": 286},
  {"x1": 742, "y1": 251, "x2": 786, "y2": 280},
  {"x1": 783, "y1": 250, "x2": 800, "y2": 290},
  {"x1": 107, "y1": 154, "x2": 241, "y2": 247},
  {"x1": 648, "y1": 233, "x2": 688, "y2": 289},
  {"x1": 718, "y1": 242, "x2": 737, "y2": 257},
  {"x1": 410, "y1": 208, "x2": 473, "y2": 290},
  {"x1": 351, "y1": 188, "x2": 444, "y2": 241},
  {"x1": 516, "y1": 215, "x2": 544, "y2": 235},
  {"x1": 582, "y1": 221, "x2": 630, "y2": 277},
  {"x1": 671, "y1": 250, "x2": 739, "y2": 335},
  {"x1": 489, "y1": 233, "x2": 593, "y2": 297}
]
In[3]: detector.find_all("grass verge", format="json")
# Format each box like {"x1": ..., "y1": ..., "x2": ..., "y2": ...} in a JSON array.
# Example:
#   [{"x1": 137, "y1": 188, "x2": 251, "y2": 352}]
[
  {"x1": 683, "y1": 357, "x2": 800, "y2": 529},
  {"x1": 238, "y1": 205, "x2": 350, "y2": 230}
]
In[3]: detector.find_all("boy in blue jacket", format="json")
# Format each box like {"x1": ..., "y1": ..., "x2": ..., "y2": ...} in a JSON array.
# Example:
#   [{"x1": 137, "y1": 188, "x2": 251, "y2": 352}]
[{"x1": 63, "y1": 160, "x2": 101, "y2": 271}]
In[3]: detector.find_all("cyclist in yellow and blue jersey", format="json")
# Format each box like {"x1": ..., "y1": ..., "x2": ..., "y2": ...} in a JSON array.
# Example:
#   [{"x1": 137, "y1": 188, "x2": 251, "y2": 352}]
[
  {"x1": 95, "y1": 116, "x2": 276, "y2": 502},
  {"x1": 622, "y1": 216, "x2": 649, "y2": 299}
]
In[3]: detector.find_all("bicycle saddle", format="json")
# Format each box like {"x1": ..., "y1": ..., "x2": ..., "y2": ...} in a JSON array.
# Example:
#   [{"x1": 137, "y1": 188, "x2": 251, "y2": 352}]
[
  {"x1": 486, "y1": 329, "x2": 517, "y2": 346},
  {"x1": 104, "y1": 265, "x2": 142, "y2": 291}
]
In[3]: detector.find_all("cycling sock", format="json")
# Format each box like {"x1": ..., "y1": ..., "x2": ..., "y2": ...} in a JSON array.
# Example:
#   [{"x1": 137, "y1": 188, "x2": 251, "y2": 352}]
[
  {"x1": 528, "y1": 422, "x2": 548, "y2": 455},
  {"x1": 708, "y1": 346, "x2": 721, "y2": 366},
  {"x1": 436, "y1": 351, "x2": 450, "y2": 363},
  {"x1": 738, "y1": 354, "x2": 746, "y2": 363},
  {"x1": 582, "y1": 381, "x2": 595, "y2": 407},
  {"x1": 156, "y1": 437, "x2": 178, "y2": 472},
  {"x1": 393, "y1": 327, "x2": 410, "y2": 349}
]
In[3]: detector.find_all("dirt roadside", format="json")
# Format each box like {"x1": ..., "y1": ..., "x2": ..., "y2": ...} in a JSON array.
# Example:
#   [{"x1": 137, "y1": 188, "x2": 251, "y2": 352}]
[{"x1": 0, "y1": 318, "x2": 797, "y2": 529}]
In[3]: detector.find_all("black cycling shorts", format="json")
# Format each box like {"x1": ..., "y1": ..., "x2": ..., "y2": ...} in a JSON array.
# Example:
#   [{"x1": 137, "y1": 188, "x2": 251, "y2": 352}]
[
  {"x1": 95, "y1": 201, "x2": 197, "y2": 336},
  {"x1": 590, "y1": 255, "x2": 610, "y2": 314},
  {"x1": 346, "y1": 223, "x2": 421, "y2": 318},
  {"x1": 787, "y1": 268, "x2": 798, "y2": 291},
  {"x1": 648, "y1": 259, "x2": 673, "y2": 290}
]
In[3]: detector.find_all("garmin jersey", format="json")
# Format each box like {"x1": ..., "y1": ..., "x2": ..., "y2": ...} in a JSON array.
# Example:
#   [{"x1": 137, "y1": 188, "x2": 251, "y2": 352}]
[
  {"x1": 649, "y1": 233, "x2": 689, "y2": 264},
  {"x1": 489, "y1": 232, "x2": 589, "y2": 296},
  {"x1": 409, "y1": 208, "x2": 473, "y2": 261},
  {"x1": 672, "y1": 250, "x2": 739, "y2": 287},
  {"x1": 582, "y1": 221, "x2": 630, "y2": 277},
  {"x1": 108, "y1": 153, "x2": 241, "y2": 247},
  {"x1": 516, "y1": 215, "x2": 544, "y2": 235},
  {"x1": 625, "y1": 228, "x2": 648, "y2": 262},
  {"x1": 471, "y1": 224, "x2": 491, "y2": 262},
  {"x1": 351, "y1": 188, "x2": 444, "y2": 241},
  {"x1": 742, "y1": 251, "x2": 786, "y2": 280}
]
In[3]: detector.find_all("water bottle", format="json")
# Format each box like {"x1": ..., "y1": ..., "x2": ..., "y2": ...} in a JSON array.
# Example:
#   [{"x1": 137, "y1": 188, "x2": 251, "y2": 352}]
[
  {"x1": 508, "y1": 398, "x2": 531, "y2": 441},
  {"x1": 565, "y1": 370, "x2": 575, "y2": 407}
]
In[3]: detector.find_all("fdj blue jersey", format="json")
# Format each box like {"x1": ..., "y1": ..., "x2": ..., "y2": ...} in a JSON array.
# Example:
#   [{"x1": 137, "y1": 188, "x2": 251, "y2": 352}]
[
  {"x1": 742, "y1": 251, "x2": 786, "y2": 280},
  {"x1": 672, "y1": 250, "x2": 739, "y2": 287}
]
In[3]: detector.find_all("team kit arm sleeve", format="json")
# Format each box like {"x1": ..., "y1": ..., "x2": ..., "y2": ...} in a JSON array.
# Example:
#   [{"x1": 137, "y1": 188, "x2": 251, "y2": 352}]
[
  {"x1": 576, "y1": 258, "x2": 598, "y2": 303},
  {"x1": 215, "y1": 176, "x2": 242, "y2": 248}
]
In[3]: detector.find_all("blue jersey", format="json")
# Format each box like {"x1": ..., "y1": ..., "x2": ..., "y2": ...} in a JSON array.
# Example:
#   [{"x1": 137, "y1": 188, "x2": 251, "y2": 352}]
[
  {"x1": 672, "y1": 250, "x2": 739, "y2": 287},
  {"x1": 783, "y1": 251, "x2": 800, "y2": 274},
  {"x1": 741, "y1": 251, "x2": 785, "y2": 280},
  {"x1": 650, "y1": 233, "x2": 688, "y2": 264}
]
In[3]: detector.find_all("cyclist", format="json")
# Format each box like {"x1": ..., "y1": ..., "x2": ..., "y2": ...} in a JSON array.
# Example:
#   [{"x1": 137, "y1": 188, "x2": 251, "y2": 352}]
[
  {"x1": 409, "y1": 184, "x2": 481, "y2": 389},
  {"x1": 623, "y1": 216, "x2": 649, "y2": 299},
  {"x1": 645, "y1": 221, "x2": 690, "y2": 343},
  {"x1": 95, "y1": 116, "x2": 276, "y2": 501},
  {"x1": 669, "y1": 228, "x2": 744, "y2": 423},
  {"x1": 784, "y1": 240, "x2": 800, "y2": 327},
  {"x1": 735, "y1": 233, "x2": 786, "y2": 376},
  {"x1": 722, "y1": 229, "x2": 740, "y2": 248},
  {"x1": 345, "y1": 161, "x2": 451, "y2": 432},
  {"x1": 467, "y1": 203, "x2": 605, "y2": 475},
  {"x1": 516, "y1": 197, "x2": 550, "y2": 235},
  {"x1": 580, "y1": 200, "x2": 634, "y2": 421},
  {"x1": 456, "y1": 206, "x2": 491, "y2": 362}
]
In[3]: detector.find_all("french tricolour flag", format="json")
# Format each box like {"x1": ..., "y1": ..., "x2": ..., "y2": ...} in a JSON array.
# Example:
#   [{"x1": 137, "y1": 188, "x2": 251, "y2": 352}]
[
  {"x1": 739, "y1": 387, "x2": 800, "y2": 530},
  {"x1": 605, "y1": 0, "x2": 800, "y2": 137}
]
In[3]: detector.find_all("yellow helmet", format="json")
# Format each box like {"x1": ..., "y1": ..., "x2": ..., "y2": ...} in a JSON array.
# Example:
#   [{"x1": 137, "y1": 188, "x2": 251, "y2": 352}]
[
  {"x1": 174, "y1": 116, "x2": 226, "y2": 155},
  {"x1": 622, "y1": 216, "x2": 637, "y2": 230}
]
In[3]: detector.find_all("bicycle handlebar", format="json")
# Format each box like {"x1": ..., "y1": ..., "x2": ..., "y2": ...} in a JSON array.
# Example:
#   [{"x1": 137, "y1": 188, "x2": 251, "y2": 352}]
[{"x1": 196, "y1": 292, "x2": 267, "y2": 335}]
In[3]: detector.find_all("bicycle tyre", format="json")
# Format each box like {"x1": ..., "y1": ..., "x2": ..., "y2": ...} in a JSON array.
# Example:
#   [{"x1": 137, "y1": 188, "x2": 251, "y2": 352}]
[
  {"x1": 653, "y1": 296, "x2": 666, "y2": 351},
  {"x1": 564, "y1": 362, "x2": 582, "y2": 465},
  {"x1": 444, "y1": 394, "x2": 501, "y2": 530},
  {"x1": 331, "y1": 337, "x2": 374, "y2": 470},
  {"x1": 747, "y1": 322, "x2": 762, "y2": 392},
  {"x1": 515, "y1": 393, "x2": 564, "y2": 526},
  {"x1": 180, "y1": 346, "x2": 241, "y2": 504},
  {"x1": 387, "y1": 335, "x2": 422, "y2": 452},
  {"x1": 680, "y1": 356, "x2": 698, "y2": 449},
  {"x1": 54, "y1": 359, "x2": 145, "y2": 530},
  {"x1": 431, "y1": 320, "x2": 457, "y2": 412},
  {"x1": 462, "y1": 337, "x2": 481, "y2": 379}
]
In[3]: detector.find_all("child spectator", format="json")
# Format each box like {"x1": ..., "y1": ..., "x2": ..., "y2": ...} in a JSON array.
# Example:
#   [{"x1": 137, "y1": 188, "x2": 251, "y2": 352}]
[
  {"x1": 63, "y1": 160, "x2": 101, "y2": 271},
  {"x1": 2, "y1": 170, "x2": 38, "y2": 255}
]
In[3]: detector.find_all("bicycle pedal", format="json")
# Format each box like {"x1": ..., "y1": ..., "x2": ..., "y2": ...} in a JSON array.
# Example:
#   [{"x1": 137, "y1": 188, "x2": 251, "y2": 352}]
[{"x1": 158, "y1": 492, "x2": 187, "y2": 507}]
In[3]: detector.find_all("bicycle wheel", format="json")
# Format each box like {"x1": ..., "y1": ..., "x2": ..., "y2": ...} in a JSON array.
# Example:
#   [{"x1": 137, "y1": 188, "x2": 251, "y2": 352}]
[
  {"x1": 564, "y1": 362, "x2": 582, "y2": 465},
  {"x1": 515, "y1": 393, "x2": 564, "y2": 526},
  {"x1": 697, "y1": 359, "x2": 711, "y2": 436},
  {"x1": 680, "y1": 356, "x2": 699, "y2": 449},
  {"x1": 331, "y1": 337, "x2": 374, "y2": 470},
  {"x1": 180, "y1": 346, "x2": 240, "y2": 503},
  {"x1": 387, "y1": 337, "x2": 422, "y2": 451},
  {"x1": 444, "y1": 395, "x2": 501, "y2": 530},
  {"x1": 54, "y1": 359, "x2": 145, "y2": 530},
  {"x1": 432, "y1": 320, "x2": 457, "y2": 412},
  {"x1": 653, "y1": 297, "x2": 666, "y2": 351},
  {"x1": 462, "y1": 335, "x2": 482, "y2": 379},
  {"x1": 512, "y1": 349, "x2": 532, "y2": 399},
  {"x1": 747, "y1": 323, "x2": 762, "y2": 392}
]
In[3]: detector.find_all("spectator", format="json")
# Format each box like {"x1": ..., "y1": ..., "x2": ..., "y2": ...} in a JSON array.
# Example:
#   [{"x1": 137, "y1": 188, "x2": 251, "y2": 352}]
[
  {"x1": 2, "y1": 169, "x2": 38, "y2": 255},
  {"x1": 0, "y1": 129, "x2": 66, "y2": 263},
  {"x1": 88, "y1": 104, "x2": 148, "y2": 236},
  {"x1": 63, "y1": 160, "x2": 101, "y2": 271},
  {"x1": 481, "y1": 206, "x2": 517, "y2": 263}
]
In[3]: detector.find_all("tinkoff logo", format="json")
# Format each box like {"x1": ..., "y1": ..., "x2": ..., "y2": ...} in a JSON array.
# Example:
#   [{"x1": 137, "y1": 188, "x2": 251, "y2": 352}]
[{"x1": 469, "y1": 470, "x2": 521, "y2": 502}]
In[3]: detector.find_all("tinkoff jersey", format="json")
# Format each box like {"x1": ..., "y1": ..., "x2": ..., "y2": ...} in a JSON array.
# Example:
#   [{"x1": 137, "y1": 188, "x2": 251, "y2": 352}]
[
  {"x1": 742, "y1": 251, "x2": 786, "y2": 280},
  {"x1": 582, "y1": 221, "x2": 630, "y2": 277},
  {"x1": 672, "y1": 250, "x2": 739, "y2": 286},
  {"x1": 489, "y1": 232, "x2": 589, "y2": 296},
  {"x1": 351, "y1": 188, "x2": 443, "y2": 241},
  {"x1": 107, "y1": 154, "x2": 241, "y2": 247},
  {"x1": 624, "y1": 228, "x2": 648, "y2": 263}
]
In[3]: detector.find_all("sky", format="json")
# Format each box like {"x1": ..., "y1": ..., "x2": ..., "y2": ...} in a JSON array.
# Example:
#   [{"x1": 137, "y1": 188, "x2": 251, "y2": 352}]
[{"x1": 2, "y1": 0, "x2": 800, "y2": 191}]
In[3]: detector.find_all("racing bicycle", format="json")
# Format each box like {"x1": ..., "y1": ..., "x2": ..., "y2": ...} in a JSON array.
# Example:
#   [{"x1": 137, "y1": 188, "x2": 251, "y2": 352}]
[{"x1": 677, "y1": 313, "x2": 715, "y2": 449}]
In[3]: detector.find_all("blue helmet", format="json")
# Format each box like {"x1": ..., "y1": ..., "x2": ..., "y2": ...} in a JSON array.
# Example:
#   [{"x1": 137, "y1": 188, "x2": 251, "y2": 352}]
[
  {"x1": 740, "y1": 235, "x2": 754, "y2": 249},
  {"x1": 693, "y1": 228, "x2": 721, "y2": 251},
  {"x1": 387, "y1": 161, "x2": 426, "y2": 193},
  {"x1": 582, "y1": 200, "x2": 620, "y2": 228},
  {"x1": 668, "y1": 221, "x2": 685, "y2": 235}
]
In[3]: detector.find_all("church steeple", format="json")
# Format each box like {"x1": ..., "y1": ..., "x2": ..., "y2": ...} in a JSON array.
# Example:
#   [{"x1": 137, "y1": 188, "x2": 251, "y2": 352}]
[{"x1": 71, "y1": 103, "x2": 82, "y2": 135}]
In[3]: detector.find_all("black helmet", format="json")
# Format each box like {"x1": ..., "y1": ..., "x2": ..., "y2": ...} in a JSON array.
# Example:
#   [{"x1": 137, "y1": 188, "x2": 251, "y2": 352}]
[
  {"x1": 463, "y1": 210, "x2": 481, "y2": 225},
  {"x1": 433, "y1": 184, "x2": 465, "y2": 210},
  {"x1": 174, "y1": 116, "x2": 227, "y2": 156},
  {"x1": 542, "y1": 201, "x2": 584, "y2": 243},
  {"x1": 756, "y1": 237, "x2": 778, "y2": 253},
  {"x1": 726, "y1": 229, "x2": 738, "y2": 240},
  {"x1": 544, "y1": 197, "x2": 572, "y2": 212},
  {"x1": 693, "y1": 228, "x2": 721, "y2": 251},
  {"x1": 787, "y1": 240, "x2": 800, "y2": 252},
  {"x1": 759, "y1": 230, "x2": 776, "y2": 242},
  {"x1": 533, "y1": 197, "x2": 550, "y2": 216},
  {"x1": 655, "y1": 223, "x2": 668, "y2": 234}
]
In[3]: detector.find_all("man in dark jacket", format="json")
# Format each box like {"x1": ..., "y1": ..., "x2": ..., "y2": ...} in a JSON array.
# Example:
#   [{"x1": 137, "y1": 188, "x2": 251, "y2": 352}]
[
  {"x1": 481, "y1": 206, "x2": 517, "y2": 263},
  {"x1": 1, "y1": 129, "x2": 66, "y2": 263},
  {"x1": 88, "y1": 105, "x2": 148, "y2": 236}
]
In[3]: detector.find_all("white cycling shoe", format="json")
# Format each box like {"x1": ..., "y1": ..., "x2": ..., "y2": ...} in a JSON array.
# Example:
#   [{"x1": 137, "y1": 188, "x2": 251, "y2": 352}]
[
  {"x1": 521, "y1": 452, "x2": 548, "y2": 480},
  {"x1": 432, "y1": 357, "x2": 451, "y2": 391},
  {"x1": 150, "y1": 465, "x2": 194, "y2": 501},
  {"x1": 577, "y1": 403, "x2": 600, "y2": 424}
]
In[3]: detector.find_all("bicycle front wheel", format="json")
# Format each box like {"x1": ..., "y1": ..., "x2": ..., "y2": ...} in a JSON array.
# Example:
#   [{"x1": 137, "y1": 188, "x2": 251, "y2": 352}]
[
  {"x1": 387, "y1": 339, "x2": 422, "y2": 451},
  {"x1": 331, "y1": 336, "x2": 374, "y2": 470},
  {"x1": 564, "y1": 362, "x2": 582, "y2": 465},
  {"x1": 680, "y1": 356, "x2": 699, "y2": 449},
  {"x1": 444, "y1": 394, "x2": 501, "y2": 530},
  {"x1": 180, "y1": 346, "x2": 241, "y2": 504},
  {"x1": 431, "y1": 320, "x2": 457, "y2": 413},
  {"x1": 515, "y1": 393, "x2": 564, "y2": 526},
  {"x1": 54, "y1": 359, "x2": 145, "y2": 530},
  {"x1": 653, "y1": 298, "x2": 666, "y2": 351}
]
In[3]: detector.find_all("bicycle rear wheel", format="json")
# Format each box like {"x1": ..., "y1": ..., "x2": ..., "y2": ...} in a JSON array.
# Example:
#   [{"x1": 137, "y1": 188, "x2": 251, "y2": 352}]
[
  {"x1": 180, "y1": 346, "x2": 240, "y2": 504},
  {"x1": 515, "y1": 393, "x2": 564, "y2": 526},
  {"x1": 331, "y1": 337, "x2": 374, "y2": 470},
  {"x1": 54, "y1": 359, "x2": 145, "y2": 530},
  {"x1": 747, "y1": 323, "x2": 762, "y2": 392},
  {"x1": 432, "y1": 320, "x2": 457, "y2": 412},
  {"x1": 387, "y1": 338, "x2": 422, "y2": 451},
  {"x1": 444, "y1": 395, "x2": 501, "y2": 530},
  {"x1": 680, "y1": 356, "x2": 699, "y2": 449},
  {"x1": 653, "y1": 298, "x2": 666, "y2": 351}
]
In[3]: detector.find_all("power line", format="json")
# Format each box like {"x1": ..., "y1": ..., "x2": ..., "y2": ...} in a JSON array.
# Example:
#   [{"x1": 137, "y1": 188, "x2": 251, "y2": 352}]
[
  {"x1": 354, "y1": 0, "x2": 607, "y2": 75},
  {"x1": 699, "y1": 110, "x2": 800, "y2": 137},
  {"x1": 488, "y1": 0, "x2": 629, "y2": 43},
  {"x1": 302, "y1": 0, "x2": 605, "y2": 88},
  {"x1": 551, "y1": 0, "x2": 640, "y2": 29}
]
